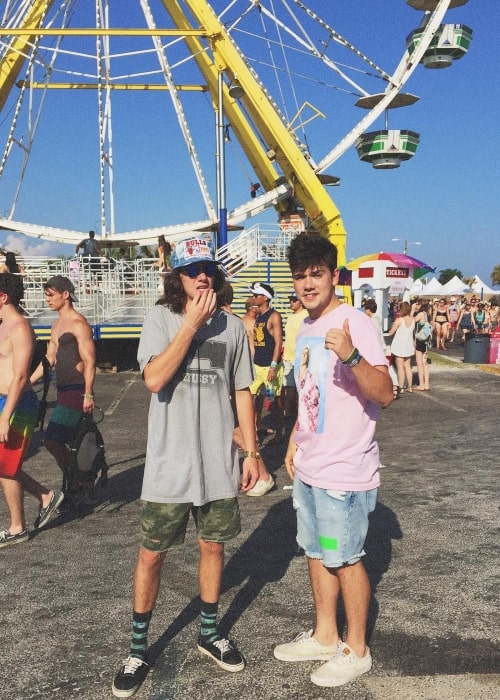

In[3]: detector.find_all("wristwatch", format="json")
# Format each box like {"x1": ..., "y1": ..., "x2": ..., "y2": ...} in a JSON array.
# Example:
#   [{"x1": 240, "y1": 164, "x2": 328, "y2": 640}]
[
  {"x1": 347, "y1": 351, "x2": 362, "y2": 367},
  {"x1": 342, "y1": 348, "x2": 362, "y2": 367}
]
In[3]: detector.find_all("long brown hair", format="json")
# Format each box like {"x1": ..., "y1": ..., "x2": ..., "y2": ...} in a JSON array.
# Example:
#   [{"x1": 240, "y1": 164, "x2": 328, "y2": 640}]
[{"x1": 161, "y1": 268, "x2": 226, "y2": 314}]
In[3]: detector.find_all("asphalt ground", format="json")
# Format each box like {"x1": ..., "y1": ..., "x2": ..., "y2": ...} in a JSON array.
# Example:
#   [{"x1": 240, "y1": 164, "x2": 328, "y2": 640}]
[{"x1": 1, "y1": 344, "x2": 499, "y2": 700}]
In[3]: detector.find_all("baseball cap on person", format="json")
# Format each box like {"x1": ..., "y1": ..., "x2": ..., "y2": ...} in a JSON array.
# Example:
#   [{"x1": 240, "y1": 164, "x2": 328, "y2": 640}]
[
  {"x1": 45, "y1": 275, "x2": 78, "y2": 302},
  {"x1": 289, "y1": 293, "x2": 298, "y2": 301},
  {"x1": 170, "y1": 237, "x2": 215, "y2": 270}
]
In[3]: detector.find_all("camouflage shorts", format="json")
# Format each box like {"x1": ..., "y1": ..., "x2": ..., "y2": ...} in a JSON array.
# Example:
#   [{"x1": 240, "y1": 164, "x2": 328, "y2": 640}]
[{"x1": 140, "y1": 498, "x2": 241, "y2": 552}]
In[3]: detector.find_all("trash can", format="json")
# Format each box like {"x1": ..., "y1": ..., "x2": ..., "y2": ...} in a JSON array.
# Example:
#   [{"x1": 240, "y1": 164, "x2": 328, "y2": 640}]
[
  {"x1": 488, "y1": 329, "x2": 500, "y2": 364},
  {"x1": 464, "y1": 334, "x2": 490, "y2": 364}
]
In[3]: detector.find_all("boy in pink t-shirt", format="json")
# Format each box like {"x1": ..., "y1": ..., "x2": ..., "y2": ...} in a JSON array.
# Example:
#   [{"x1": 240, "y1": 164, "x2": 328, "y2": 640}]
[{"x1": 274, "y1": 234, "x2": 393, "y2": 689}]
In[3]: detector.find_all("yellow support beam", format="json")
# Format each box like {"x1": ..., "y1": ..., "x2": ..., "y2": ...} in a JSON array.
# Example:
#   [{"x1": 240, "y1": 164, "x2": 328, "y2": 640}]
[
  {"x1": 0, "y1": 28, "x2": 206, "y2": 37},
  {"x1": 16, "y1": 81, "x2": 208, "y2": 91},
  {"x1": 0, "y1": 0, "x2": 56, "y2": 112},
  {"x1": 163, "y1": 0, "x2": 347, "y2": 262}
]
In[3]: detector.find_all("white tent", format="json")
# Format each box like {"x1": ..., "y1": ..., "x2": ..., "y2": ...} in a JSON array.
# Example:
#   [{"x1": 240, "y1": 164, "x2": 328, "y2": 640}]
[
  {"x1": 471, "y1": 276, "x2": 496, "y2": 296},
  {"x1": 441, "y1": 275, "x2": 470, "y2": 295},
  {"x1": 410, "y1": 278, "x2": 425, "y2": 294},
  {"x1": 420, "y1": 277, "x2": 444, "y2": 297}
]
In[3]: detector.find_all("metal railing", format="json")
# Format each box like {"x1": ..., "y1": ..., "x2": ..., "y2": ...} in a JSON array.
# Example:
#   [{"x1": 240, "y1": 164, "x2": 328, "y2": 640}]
[
  {"x1": 16, "y1": 223, "x2": 301, "y2": 327},
  {"x1": 20, "y1": 256, "x2": 161, "y2": 326},
  {"x1": 217, "y1": 223, "x2": 300, "y2": 275}
]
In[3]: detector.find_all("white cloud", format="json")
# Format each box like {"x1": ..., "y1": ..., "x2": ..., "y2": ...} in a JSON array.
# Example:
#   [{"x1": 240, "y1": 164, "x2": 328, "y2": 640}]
[{"x1": 0, "y1": 234, "x2": 72, "y2": 258}]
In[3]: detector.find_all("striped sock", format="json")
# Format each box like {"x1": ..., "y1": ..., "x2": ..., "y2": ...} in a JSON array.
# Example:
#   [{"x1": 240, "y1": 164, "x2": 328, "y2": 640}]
[
  {"x1": 199, "y1": 600, "x2": 220, "y2": 644},
  {"x1": 130, "y1": 610, "x2": 152, "y2": 660}
]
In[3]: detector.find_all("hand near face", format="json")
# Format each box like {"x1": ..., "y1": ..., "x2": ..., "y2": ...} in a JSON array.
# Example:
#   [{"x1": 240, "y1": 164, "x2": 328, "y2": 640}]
[
  {"x1": 185, "y1": 289, "x2": 217, "y2": 330},
  {"x1": 325, "y1": 318, "x2": 354, "y2": 363}
]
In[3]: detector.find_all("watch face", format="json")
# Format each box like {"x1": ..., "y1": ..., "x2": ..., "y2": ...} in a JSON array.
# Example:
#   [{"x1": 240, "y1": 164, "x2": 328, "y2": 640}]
[{"x1": 349, "y1": 352, "x2": 362, "y2": 367}]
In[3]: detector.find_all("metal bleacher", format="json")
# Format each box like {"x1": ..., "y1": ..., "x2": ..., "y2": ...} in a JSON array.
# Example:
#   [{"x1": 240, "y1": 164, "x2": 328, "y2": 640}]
[
  {"x1": 19, "y1": 223, "x2": 301, "y2": 340},
  {"x1": 21, "y1": 256, "x2": 161, "y2": 340}
]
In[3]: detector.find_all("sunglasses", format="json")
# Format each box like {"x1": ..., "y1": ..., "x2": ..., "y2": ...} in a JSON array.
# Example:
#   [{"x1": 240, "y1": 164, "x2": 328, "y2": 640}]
[{"x1": 179, "y1": 262, "x2": 217, "y2": 278}]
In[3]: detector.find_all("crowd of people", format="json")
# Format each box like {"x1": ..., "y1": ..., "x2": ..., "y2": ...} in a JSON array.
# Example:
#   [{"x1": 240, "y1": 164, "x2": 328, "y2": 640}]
[
  {"x1": 389, "y1": 295, "x2": 498, "y2": 346},
  {"x1": 5, "y1": 234, "x2": 496, "y2": 696},
  {"x1": 370, "y1": 294, "x2": 498, "y2": 396},
  {"x1": 0, "y1": 233, "x2": 393, "y2": 695}
]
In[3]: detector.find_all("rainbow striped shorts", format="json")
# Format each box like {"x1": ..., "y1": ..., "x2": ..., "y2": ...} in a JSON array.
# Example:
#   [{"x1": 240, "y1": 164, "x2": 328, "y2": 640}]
[{"x1": 0, "y1": 390, "x2": 39, "y2": 478}]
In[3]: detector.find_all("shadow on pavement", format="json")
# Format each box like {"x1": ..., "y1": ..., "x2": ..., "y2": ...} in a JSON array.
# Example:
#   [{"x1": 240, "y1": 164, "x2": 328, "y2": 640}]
[
  {"x1": 147, "y1": 498, "x2": 298, "y2": 665},
  {"x1": 365, "y1": 501, "x2": 403, "y2": 642}
]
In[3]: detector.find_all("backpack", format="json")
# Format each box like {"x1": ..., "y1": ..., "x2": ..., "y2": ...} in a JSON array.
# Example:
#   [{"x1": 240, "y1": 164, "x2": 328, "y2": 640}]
[
  {"x1": 37, "y1": 356, "x2": 52, "y2": 431},
  {"x1": 415, "y1": 321, "x2": 433, "y2": 342},
  {"x1": 64, "y1": 412, "x2": 108, "y2": 495}
]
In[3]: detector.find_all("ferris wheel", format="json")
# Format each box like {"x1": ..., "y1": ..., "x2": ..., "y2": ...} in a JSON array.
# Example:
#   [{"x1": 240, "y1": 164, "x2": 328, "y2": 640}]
[{"x1": 0, "y1": 0, "x2": 472, "y2": 264}]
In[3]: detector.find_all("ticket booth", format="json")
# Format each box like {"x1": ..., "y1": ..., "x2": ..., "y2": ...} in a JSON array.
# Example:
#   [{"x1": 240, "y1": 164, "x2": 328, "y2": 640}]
[{"x1": 350, "y1": 259, "x2": 417, "y2": 331}]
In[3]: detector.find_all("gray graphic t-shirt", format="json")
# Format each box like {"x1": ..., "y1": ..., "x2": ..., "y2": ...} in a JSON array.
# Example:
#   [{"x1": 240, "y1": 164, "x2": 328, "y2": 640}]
[{"x1": 138, "y1": 306, "x2": 254, "y2": 505}]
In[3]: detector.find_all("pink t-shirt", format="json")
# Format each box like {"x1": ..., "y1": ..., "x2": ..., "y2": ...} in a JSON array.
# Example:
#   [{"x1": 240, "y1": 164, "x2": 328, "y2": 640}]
[{"x1": 293, "y1": 304, "x2": 388, "y2": 491}]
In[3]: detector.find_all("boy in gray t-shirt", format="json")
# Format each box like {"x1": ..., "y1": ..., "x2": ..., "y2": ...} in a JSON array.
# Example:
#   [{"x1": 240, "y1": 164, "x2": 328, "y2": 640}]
[{"x1": 112, "y1": 237, "x2": 259, "y2": 698}]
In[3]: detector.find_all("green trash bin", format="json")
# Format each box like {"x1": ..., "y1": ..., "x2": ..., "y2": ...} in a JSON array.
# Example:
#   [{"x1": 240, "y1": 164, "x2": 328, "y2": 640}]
[{"x1": 464, "y1": 335, "x2": 490, "y2": 364}]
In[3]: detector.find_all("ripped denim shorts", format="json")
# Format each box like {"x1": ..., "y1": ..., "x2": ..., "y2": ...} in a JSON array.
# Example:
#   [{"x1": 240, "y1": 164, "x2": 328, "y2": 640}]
[{"x1": 293, "y1": 477, "x2": 377, "y2": 568}]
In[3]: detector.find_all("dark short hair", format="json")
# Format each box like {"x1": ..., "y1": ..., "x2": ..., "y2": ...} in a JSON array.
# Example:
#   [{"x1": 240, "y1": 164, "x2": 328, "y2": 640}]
[
  {"x1": 161, "y1": 267, "x2": 226, "y2": 313},
  {"x1": 217, "y1": 280, "x2": 234, "y2": 308},
  {"x1": 0, "y1": 272, "x2": 24, "y2": 306},
  {"x1": 287, "y1": 232, "x2": 337, "y2": 274},
  {"x1": 44, "y1": 275, "x2": 77, "y2": 302},
  {"x1": 363, "y1": 298, "x2": 377, "y2": 313}
]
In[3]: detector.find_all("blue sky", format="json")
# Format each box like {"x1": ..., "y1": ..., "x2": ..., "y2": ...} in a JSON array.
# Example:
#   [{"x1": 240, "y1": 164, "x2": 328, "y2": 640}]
[{"x1": 0, "y1": 1, "x2": 498, "y2": 286}]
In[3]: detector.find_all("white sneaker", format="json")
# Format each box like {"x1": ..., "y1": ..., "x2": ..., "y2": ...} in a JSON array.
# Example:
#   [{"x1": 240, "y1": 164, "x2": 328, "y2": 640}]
[
  {"x1": 310, "y1": 642, "x2": 372, "y2": 687},
  {"x1": 246, "y1": 474, "x2": 274, "y2": 497},
  {"x1": 274, "y1": 630, "x2": 340, "y2": 662}
]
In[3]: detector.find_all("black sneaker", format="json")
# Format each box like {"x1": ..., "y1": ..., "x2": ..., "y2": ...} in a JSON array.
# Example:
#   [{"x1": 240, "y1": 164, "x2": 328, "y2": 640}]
[
  {"x1": 197, "y1": 635, "x2": 245, "y2": 672},
  {"x1": 34, "y1": 490, "x2": 65, "y2": 530},
  {"x1": 112, "y1": 656, "x2": 149, "y2": 698},
  {"x1": 0, "y1": 528, "x2": 30, "y2": 548}
]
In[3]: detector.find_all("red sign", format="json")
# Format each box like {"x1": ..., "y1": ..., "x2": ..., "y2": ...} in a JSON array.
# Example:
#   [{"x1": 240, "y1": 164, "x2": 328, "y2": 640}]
[
  {"x1": 358, "y1": 267, "x2": 374, "y2": 278},
  {"x1": 386, "y1": 267, "x2": 409, "y2": 278}
]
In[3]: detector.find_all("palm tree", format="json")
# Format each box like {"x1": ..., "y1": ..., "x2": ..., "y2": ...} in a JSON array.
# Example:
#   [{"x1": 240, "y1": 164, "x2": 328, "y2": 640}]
[
  {"x1": 491, "y1": 264, "x2": 500, "y2": 286},
  {"x1": 438, "y1": 268, "x2": 462, "y2": 285}
]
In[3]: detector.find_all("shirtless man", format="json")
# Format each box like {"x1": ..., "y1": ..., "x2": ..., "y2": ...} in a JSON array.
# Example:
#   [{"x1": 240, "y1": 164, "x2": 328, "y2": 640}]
[
  {"x1": 31, "y1": 276, "x2": 96, "y2": 492},
  {"x1": 0, "y1": 274, "x2": 63, "y2": 547}
]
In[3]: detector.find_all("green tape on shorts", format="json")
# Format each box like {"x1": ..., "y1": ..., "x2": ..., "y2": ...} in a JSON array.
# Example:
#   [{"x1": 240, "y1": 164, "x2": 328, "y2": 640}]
[{"x1": 319, "y1": 535, "x2": 338, "y2": 550}]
